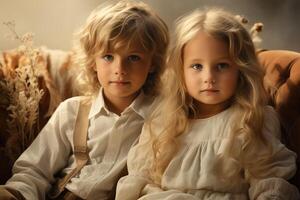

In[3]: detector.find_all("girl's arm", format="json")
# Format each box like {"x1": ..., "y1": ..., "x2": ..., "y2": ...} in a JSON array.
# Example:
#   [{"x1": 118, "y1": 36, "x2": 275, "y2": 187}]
[
  {"x1": 246, "y1": 106, "x2": 300, "y2": 199},
  {"x1": 249, "y1": 178, "x2": 299, "y2": 200},
  {"x1": 115, "y1": 174, "x2": 151, "y2": 200},
  {"x1": 4, "y1": 98, "x2": 78, "y2": 199}
]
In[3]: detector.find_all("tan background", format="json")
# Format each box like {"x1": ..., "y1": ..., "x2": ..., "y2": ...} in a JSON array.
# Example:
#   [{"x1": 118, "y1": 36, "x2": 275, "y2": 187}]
[{"x1": 0, "y1": 0, "x2": 299, "y2": 51}]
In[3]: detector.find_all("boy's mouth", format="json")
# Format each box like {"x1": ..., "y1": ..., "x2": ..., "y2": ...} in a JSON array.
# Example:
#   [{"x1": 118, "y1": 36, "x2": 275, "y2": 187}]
[{"x1": 200, "y1": 89, "x2": 219, "y2": 93}]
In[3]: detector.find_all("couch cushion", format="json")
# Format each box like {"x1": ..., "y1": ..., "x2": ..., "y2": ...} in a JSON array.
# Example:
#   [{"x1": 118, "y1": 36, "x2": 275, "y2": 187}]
[{"x1": 258, "y1": 50, "x2": 300, "y2": 187}]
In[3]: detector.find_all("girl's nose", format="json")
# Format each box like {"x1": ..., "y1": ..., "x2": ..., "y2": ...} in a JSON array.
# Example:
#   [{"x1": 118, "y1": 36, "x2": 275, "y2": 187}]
[{"x1": 203, "y1": 68, "x2": 216, "y2": 84}]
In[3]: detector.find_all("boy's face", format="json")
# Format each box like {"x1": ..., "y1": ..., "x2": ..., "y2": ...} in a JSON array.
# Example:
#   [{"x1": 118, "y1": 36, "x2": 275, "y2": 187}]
[{"x1": 94, "y1": 43, "x2": 153, "y2": 109}]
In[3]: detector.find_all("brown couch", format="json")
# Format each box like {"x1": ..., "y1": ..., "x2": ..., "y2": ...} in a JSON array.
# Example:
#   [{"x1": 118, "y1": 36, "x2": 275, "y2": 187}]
[{"x1": 258, "y1": 50, "x2": 300, "y2": 188}]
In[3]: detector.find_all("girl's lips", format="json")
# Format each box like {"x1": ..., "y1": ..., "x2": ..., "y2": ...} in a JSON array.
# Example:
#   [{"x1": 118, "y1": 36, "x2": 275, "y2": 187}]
[{"x1": 200, "y1": 89, "x2": 218, "y2": 92}]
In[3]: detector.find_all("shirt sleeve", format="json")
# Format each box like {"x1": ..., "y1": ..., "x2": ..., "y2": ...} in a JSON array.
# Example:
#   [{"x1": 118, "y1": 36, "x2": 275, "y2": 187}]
[
  {"x1": 246, "y1": 106, "x2": 299, "y2": 199},
  {"x1": 115, "y1": 174, "x2": 150, "y2": 200},
  {"x1": 249, "y1": 178, "x2": 300, "y2": 200},
  {"x1": 5, "y1": 98, "x2": 79, "y2": 200}
]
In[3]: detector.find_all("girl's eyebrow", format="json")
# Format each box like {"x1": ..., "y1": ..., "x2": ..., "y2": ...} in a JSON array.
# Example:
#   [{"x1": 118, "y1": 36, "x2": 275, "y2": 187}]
[
  {"x1": 185, "y1": 57, "x2": 232, "y2": 64},
  {"x1": 185, "y1": 58, "x2": 203, "y2": 62},
  {"x1": 215, "y1": 56, "x2": 231, "y2": 60}
]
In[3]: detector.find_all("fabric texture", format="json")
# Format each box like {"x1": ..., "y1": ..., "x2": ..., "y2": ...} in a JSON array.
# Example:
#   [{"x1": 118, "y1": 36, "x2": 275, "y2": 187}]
[{"x1": 116, "y1": 106, "x2": 299, "y2": 200}]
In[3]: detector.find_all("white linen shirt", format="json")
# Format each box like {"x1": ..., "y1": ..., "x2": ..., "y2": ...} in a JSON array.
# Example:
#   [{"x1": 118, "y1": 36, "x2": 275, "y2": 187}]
[{"x1": 5, "y1": 89, "x2": 155, "y2": 200}]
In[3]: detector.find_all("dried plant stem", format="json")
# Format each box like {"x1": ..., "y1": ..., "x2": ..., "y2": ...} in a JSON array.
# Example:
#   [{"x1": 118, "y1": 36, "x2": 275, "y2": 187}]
[{"x1": 1, "y1": 22, "x2": 44, "y2": 160}]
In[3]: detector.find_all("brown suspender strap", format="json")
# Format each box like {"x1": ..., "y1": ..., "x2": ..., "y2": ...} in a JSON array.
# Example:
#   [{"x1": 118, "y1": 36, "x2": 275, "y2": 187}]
[{"x1": 48, "y1": 97, "x2": 92, "y2": 199}]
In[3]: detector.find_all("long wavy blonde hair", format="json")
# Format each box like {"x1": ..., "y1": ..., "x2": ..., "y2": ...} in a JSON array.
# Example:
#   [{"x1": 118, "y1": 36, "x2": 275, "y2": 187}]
[
  {"x1": 148, "y1": 8, "x2": 269, "y2": 184},
  {"x1": 73, "y1": 0, "x2": 169, "y2": 96}
]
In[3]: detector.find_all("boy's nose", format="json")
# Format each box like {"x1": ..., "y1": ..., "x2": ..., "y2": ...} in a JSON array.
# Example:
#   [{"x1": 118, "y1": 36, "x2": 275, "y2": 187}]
[{"x1": 114, "y1": 60, "x2": 127, "y2": 75}]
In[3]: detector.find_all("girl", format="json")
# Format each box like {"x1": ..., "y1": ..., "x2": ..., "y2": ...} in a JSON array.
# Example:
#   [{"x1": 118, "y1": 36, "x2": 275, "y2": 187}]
[
  {"x1": 116, "y1": 8, "x2": 299, "y2": 199},
  {"x1": 0, "y1": 0, "x2": 169, "y2": 199}
]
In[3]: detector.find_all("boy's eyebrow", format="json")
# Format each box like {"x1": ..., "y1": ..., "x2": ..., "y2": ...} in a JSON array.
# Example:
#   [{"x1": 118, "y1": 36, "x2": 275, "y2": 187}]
[
  {"x1": 116, "y1": 46, "x2": 149, "y2": 54},
  {"x1": 97, "y1": 49, "x2": 148, "y2": 56},
  {"x1": 127, "y1": 50, "x2": 147, "y2": 54},
  {"x1": 215, "y1": 57, "x2": 231, "y2": 61}
]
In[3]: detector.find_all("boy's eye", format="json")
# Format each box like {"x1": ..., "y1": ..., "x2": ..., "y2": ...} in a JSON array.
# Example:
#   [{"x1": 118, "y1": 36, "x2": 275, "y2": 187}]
[
  {"x1": 191, "y1": 64, "x2": 203, "y2": 70},
  {"x1": 102, "y1": 55, "x2": 114, "y2": 62},
  {"x1": 216, "y1": 63, "x2": 229, "y2": 70},
  {"x1": 128, "y1": 55, "x2": 141, "y2": 62}
]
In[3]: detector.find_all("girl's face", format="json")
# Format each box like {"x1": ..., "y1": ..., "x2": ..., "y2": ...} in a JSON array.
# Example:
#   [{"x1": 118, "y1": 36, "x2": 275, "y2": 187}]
[
  {"x1": 94, "y1": 42, "x2": 153, "y2": 108},
  {"x1": 183, "y1": 31, "x2": 239, "y2": 117}
]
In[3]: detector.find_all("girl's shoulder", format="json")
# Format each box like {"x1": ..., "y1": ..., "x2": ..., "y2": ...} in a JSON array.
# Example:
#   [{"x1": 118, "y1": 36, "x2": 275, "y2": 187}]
[
  {"x1": 227, "y1": 105, "x2": 278, "y2": 125},
  {"x1": 263, "y1": 105, "x2": 278, "y2": 119},
  {"x1": 263, "y1": 105, "x2": 281, "y2": 139},
  {"x1": 262, "y1": 105, "x2": 275, "y2": 112}
]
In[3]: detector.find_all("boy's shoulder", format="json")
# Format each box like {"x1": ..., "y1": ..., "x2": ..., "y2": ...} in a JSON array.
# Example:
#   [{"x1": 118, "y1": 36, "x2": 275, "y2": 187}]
[
  {"x1": 57, "y1": 96, "x2": 93, "y2": 113},
  {"x1": 62, "y1": 95, "x2": 93, "y2": 104}
]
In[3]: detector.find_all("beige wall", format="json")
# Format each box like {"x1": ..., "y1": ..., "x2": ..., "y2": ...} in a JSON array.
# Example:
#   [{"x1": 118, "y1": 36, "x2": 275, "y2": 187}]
[{"x1": 1, "y1": 0, "x2": 299, "y2": 51}]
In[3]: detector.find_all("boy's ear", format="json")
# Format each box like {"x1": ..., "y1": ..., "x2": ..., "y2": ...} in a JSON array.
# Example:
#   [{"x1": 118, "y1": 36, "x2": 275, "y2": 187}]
[{"x1": 93, "y1": 65, "x2": 97, "y2": 71}]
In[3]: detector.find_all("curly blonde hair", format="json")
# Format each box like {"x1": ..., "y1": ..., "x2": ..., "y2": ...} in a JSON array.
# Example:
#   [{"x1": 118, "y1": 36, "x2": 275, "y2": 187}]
[
  {"x1": 149, "y1": 8, "x2": 269, "y2": 183},
  {"x1": 73, "y1": 0, "x2": 169, "y2": 96}
]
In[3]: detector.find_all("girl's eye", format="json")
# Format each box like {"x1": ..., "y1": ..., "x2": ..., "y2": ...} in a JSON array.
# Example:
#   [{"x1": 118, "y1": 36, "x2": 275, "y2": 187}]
[
  {"x1": 102, "y1": 55, "x2": 114, "y2": 62},
  {"x1": 128, "y1": 55, "x2": 141, "y2": 62},
  {"x1": 216, "y1": 63, "x2": 229, "y2": 70},
  {"x1": 191, "y1": 64, "x2": 203, "y2": 70}
]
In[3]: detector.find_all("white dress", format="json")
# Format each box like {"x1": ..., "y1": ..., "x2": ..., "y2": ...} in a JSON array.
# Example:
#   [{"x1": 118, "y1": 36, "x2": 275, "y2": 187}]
[{"x1": 116, "y1": 106, "x2": 299, "y2": 200}]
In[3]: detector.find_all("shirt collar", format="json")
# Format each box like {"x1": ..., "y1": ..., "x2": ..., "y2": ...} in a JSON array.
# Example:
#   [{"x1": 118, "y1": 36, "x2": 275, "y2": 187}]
[
  {"x1": 88, "y1": 88, "x2": 155, "y2": 120},
  {"x1": 88, "y1": 88, "x2": 108, "y2": 119},
  {"x1": 123, "y1": 91, "x2": 147, "y2": 119}
]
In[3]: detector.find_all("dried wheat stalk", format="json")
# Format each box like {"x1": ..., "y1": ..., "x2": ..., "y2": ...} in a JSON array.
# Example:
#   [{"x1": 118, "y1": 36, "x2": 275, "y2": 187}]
[{"x1": 1, "y1": 22, "x2": 44, "y2": 162}]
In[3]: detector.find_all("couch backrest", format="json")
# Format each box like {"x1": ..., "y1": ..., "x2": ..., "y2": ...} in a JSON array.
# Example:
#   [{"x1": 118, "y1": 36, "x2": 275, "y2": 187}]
[{"x1": 258, "y1": 50, "x2": 300, "y2": 188}]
